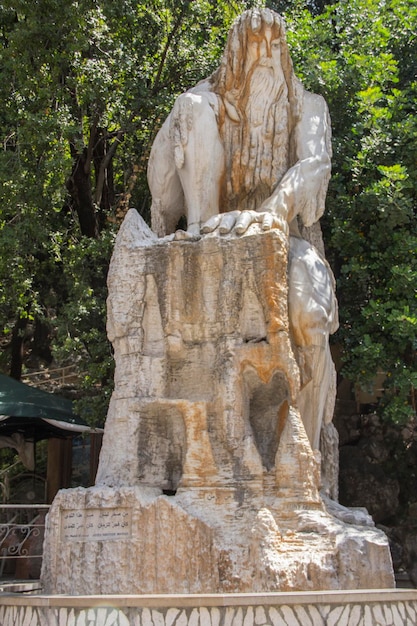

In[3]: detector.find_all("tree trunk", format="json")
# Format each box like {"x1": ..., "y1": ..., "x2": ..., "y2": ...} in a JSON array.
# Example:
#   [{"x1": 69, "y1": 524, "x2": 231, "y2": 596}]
[
  {"x1": 67, "y1": 146, "x2": 99, "y2": 238},
  {"x1": 10, "y1": 317, "x2": 28, "y2": 380},
  {"x1": 93, "y1": 128, "x2": 116, "y2": 231}
]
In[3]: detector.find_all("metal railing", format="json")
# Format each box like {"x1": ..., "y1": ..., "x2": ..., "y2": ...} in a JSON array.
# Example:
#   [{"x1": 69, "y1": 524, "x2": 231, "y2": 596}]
[{"x1": 0, "y1": 505, "x2": 49, "y2": 580}]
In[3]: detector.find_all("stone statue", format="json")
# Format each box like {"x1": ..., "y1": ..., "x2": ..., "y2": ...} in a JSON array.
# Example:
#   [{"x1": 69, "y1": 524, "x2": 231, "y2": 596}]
[
  {"x1": 149, "y1": 9, "x2": 330, "y2": 238},
  {"x1": 148, "y1": 8, "x2": 338, "y2": 451},
  {"x1": 41, "y1": 9, "x2": 395, "y2": 595}
]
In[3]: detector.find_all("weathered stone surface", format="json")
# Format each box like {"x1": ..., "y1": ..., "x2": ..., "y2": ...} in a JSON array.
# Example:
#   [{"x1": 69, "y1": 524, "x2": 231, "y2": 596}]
[
  {"x1": 42, "y1": 213, "x2": 394, "y2": 594},
  {"x1": 320, "y1": 422, "x2": 339, "y2": 501},
  {"x1": 97, "y1": 212, "x2": 297, "y2": 497},
  {"x1": 41, "y1": 8, "x2": 395, "y2": 594}
]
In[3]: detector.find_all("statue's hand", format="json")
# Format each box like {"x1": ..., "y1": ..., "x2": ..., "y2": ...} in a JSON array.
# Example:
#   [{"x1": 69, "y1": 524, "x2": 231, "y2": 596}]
[
  {"x1": 257, "y1": 195, "x2": 290, "y2": 236},
  {"x1": 251, "y1": 210, "x2": 289, "y2": 236},
  {"x1": 201, "y1": 209, "x2": 289, "y2": 236},
  {"x1": 201, "y1": 210, "x2": 241, "y2": 235}
]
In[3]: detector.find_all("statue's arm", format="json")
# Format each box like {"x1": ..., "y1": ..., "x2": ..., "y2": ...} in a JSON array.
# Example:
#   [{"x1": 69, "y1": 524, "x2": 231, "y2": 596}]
[
  {"x1": 201, "y1": 91, "x2": 331, "y2": 237},
  {"x1": 260, "y1": 91, "x2": 332, "y2": 227}
]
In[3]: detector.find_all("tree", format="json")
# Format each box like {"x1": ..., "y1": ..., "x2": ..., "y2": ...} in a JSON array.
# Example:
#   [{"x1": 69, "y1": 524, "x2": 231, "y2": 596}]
[
  {"x1": 284, "y1": 0, "x2": 417, "y2": 424},
  {"x1": 278, "y1": 2, "x2": 417, "y2": 527},
  {"x1": 0, "y1": 0, "x2": 258, "y2": 423},
  {"x1": 1, "y1": 0, "x2": 416, "y2": 431}
]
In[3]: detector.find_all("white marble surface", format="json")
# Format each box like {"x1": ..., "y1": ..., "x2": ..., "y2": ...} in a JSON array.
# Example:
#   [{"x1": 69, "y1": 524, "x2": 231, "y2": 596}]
[
  {"x1": 148, "y1": 9, "x2": 331, "y2": 237},
  {"x1": 41, "y1": 8, "x2": 394, "y2": 596},
  {"x1": 147, "y1": 8, "x2": 337, "y2": 453},
  {"x1": 1, "y1": 592, "x2": 417, "y2": 626}
]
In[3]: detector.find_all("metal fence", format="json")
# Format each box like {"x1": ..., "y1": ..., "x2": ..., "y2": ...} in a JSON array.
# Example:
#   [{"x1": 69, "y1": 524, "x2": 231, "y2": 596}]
[{"x1": 0, "y1": 505, "x2": 49, "y2": 580}]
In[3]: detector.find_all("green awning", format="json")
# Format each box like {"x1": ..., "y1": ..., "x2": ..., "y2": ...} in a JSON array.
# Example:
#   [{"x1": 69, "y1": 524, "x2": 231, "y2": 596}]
[{"x1": 0, "y1": 375, "x2": 95, "y2": 441}]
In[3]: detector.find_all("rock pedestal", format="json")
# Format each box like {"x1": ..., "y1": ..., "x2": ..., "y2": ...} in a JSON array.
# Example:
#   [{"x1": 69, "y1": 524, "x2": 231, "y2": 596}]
[{"x1": 41, "y1": 210, "x2": 395, "y2": 594}]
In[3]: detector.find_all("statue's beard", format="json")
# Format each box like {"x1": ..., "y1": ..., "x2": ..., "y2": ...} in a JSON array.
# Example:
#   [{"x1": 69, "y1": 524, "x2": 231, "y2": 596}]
[
  {"x1": 224, "y1": 64, "x2": 290, "y2": 209},
  {"x1": 243, "y1": 64, "x2": 286, "y2": 128}
]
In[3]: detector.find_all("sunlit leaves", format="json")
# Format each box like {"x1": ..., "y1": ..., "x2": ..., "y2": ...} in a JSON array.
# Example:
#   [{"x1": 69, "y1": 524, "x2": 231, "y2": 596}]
[
  {"x1": 0, "y1": 0, "x2": 256, "y2": 422},
  {"x1": 0, "y1": 0, "x2": 415, "y2": 428},
  {"x1": 285, "y1": 0, "x2": 417, "y2": 425}
]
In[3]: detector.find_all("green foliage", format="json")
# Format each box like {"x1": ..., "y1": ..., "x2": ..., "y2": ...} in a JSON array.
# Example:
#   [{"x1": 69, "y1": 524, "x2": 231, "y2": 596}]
[
  {"x1": 0, "y1": 0, "x2": 257, "y2": 424},
  {"x1": 51, "y1": 231, "x2": 117, "y2": 426},
  {"x1": 0, "y1": 0, "x2": 416, "y2": 432},
  {"x1": 286, "y1": 0, "x2": 417, "y2": 425}
]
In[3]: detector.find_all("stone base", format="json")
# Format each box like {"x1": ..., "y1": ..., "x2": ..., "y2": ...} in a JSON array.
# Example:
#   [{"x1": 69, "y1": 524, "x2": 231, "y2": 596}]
[
  {"x1": 0, "y1": 589, "x2": 417, "y2": 626},
  {"x1": 41, "y1": 485, "x2": 394, "y2": 595},
  {"x1": 40, "y1": 212, "x2": 395, "y2": 595},
  {"x1": 3, "y1": 589, "x2": 417, "y2": 626}
]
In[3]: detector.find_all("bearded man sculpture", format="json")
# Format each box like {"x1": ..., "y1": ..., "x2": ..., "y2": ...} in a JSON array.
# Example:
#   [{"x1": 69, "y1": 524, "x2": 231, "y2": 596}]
[
  {"x1": 148, "y1": 8, "x2": 338, "y2": 452},
  {"x1": 149, "y1": 9, "x2": 331, "y2": 238},
  {"x1": 41, "y1": 8, "x2": 395, "y2": 596}
]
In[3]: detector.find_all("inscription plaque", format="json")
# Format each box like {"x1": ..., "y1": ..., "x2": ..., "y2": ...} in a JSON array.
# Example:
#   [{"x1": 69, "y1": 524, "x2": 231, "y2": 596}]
[{"x1": 61, "y1": 507, "x2": 132, "y2": 541}]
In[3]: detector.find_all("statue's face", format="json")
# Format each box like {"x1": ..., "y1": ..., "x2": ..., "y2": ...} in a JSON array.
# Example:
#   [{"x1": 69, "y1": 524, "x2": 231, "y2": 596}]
[{"x1": 246, "y1": 27, "x2": 281, "y2": 73}]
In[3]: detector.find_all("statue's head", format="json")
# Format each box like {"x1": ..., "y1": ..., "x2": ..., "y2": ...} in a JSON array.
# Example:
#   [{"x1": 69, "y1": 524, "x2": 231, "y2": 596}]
[
  {"x1": 211, "y1": 8, "x2": 298, "y2": 107},
  {"x1": 209, "y1": 9, "x2": 304, "y2": 208},
  {"x1": 234, "y1": 10, "x2": 285, "y2": 81}
]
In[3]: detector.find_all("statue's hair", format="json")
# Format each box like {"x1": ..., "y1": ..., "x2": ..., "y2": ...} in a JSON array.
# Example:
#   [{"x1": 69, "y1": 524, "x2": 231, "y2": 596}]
[
  {"x1": 206, "y1": 9, "x2": 304, "y2": 209},
  {"x1": 210, "y1": 9, "x2": 303, "y2": 125}
]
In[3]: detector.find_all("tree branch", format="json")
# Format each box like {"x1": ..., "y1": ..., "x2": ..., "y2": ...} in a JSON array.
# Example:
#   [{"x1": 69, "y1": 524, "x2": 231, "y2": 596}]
[
  {"x1": 93, "y1": 130, "x2": 123, "y2": 207},
  {"x1": 152, "y1": 2, "x2": 190, "y2": 96},
  {"x1": 85, "y1": 114, "x2": 100, "y2": 175}
]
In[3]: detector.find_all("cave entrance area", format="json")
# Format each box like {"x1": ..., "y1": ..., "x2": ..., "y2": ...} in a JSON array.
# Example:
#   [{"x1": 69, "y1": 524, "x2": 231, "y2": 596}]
[
  {"x1": 244, "y1": 368, "x2": 289, "y2": 471},
  {"x1": 138, "y1": 404, "x2": 186, "y2": 494}
]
